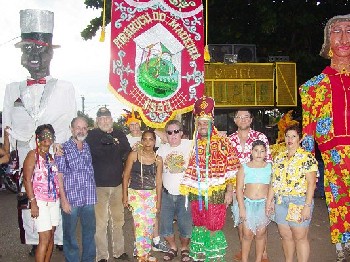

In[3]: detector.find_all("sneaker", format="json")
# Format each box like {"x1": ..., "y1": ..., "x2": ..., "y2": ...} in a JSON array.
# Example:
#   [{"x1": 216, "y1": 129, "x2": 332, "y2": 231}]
[
  {"x1": 336, "y1": 250, "x2": 347, "y2": 262},
  {"x1": 114, "y1": 253, "x2": 130, "y2": 261},
  {"x1": 152, "y1": 240, "x2": 170, "y2": 253},
  {"x1": 29, "y1": 245, "x2": 37, "y2": 257},
  {"x1": 345, "y1": 245, "x2": 350, "y2": 255}
]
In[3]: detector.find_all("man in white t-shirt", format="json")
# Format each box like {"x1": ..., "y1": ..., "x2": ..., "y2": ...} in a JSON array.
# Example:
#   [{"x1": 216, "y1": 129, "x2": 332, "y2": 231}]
[{"x1": 157, "y1": 120, "x2": 192, "y2": 261}]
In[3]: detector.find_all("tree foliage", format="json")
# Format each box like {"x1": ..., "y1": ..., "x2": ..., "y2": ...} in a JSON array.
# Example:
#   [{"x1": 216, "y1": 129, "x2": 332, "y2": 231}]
[
  {"x1": 77, "y1": 110, "x2": 95, "y2": 127},
  {"x1": 82, "y1": 0, "x2": 350, "y2": 83},
  {"x1": 81, "y1": 0, "x2": 111, "y2": 40}
]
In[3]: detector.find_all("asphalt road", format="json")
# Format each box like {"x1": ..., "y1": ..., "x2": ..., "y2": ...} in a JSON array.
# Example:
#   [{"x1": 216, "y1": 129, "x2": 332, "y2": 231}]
[{"x1": 0, "y1": 189, "x2": 338, "y2": 261}]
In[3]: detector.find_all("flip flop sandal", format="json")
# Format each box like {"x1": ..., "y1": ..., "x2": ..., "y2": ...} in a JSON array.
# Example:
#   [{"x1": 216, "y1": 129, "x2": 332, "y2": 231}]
[
  {"x1": 181, "y1": 250, "x2": 191, "y2": 262},
  {"x1": 148, "y1": 255, "x2": 158, "y2": 262},
  {"x1": 163, "y1": 248, "x2": 177, "y2": 261},
  {"x1": 137, "y1": 256, "x2": 147, "y2": 262}
]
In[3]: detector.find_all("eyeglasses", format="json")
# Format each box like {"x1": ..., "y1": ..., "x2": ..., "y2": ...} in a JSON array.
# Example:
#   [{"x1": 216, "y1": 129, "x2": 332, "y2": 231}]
[
  {"x1": 234, "y1": 116, "x2": 251, "y2": 121},
  {"x1": 166, "y1": 129, "x2": 181, "y2": 135}
]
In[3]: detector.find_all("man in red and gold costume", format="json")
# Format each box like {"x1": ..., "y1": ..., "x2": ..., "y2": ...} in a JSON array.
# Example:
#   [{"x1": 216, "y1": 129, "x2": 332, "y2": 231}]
[
  {"x1": 179, "y1": 96, "x2": 240, "y2": 261},
  {"x1": 300, "y1": 14, "x2": 350, "y2": 262}
]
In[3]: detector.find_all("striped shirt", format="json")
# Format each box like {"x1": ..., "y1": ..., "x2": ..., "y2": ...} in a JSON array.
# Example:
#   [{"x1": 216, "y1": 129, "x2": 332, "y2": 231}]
[{"x1": 56, "y1": 138, "x2": 97, "y2": 207}]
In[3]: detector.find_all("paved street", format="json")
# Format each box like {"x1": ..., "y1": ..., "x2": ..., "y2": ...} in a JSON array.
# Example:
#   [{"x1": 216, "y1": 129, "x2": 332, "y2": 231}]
[{"x1": 0, "y1": 189, "x2": 337, "y2": 261}]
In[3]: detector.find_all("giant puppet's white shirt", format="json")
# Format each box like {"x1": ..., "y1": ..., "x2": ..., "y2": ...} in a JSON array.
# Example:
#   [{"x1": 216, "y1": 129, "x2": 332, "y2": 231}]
[{"x1": 2, "y1": 76, "x2": 77, "y2": 167}]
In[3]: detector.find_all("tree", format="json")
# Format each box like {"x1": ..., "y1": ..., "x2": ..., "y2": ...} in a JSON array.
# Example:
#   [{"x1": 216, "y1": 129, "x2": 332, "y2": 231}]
[
  {"x1": 77, "y1": 110, "x2": 95, "y2": 128},
  {"x1": 81, "y1": 0, "x2": 111, "y2": 40}
]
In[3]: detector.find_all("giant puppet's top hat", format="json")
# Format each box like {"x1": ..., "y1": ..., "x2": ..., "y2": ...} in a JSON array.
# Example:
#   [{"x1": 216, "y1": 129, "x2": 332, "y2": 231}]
[{"x1": 14, "y1": 9, "x2": 60, "y2": 48}]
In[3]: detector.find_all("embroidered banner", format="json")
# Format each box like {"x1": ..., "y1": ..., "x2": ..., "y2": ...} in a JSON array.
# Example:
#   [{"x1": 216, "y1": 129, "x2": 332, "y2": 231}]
[{"x1": 109, "y1": 0, "x2": 204, "y2": 128}]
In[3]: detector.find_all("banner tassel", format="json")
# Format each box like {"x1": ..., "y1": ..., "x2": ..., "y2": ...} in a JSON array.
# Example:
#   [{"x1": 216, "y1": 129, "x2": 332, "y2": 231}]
[{"x1": 99, "y1": 0, "x2": 106, "y2": 42}]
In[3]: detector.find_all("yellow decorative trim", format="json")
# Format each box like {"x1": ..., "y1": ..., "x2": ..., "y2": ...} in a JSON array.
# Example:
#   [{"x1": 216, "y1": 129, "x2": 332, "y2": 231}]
[
  {"x1": 108, "y1": 83, "x2": 194, "y2": 128},
  {"x1": 179, "y1": 183, "x2": 228, "y2": 196}
]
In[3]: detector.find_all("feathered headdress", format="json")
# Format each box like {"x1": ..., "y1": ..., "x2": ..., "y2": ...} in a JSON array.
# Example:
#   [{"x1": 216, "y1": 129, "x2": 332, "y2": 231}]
[
  {"x1": 270, "y1": 110, "x2": 299, "y2": 159},
  {"x1": 122, "y1": 108, "x2": 142, "y2": 126}
]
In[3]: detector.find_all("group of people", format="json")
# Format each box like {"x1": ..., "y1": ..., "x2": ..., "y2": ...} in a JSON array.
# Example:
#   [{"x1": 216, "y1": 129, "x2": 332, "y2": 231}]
[
  {"x1": 2, "y1": 7, "x2": 350, "y2": 262},
  {"x1": 21, "y1": 110, "x2": 132, "y2": 262}
]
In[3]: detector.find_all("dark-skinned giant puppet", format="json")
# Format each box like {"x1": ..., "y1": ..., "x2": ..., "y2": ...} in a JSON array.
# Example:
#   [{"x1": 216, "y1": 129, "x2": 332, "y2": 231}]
[{"x1": 2, "y1": 9, "x2": 76, "y2": 245}]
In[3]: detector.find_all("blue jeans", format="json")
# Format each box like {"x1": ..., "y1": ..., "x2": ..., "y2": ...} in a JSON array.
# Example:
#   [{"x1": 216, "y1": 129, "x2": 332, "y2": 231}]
[
  {"x1": 62, "y1": 205, "x2": 96, "y2": 262},
  {"x1": 160, "y1": 189, "x2": 192, "y2": 238}
]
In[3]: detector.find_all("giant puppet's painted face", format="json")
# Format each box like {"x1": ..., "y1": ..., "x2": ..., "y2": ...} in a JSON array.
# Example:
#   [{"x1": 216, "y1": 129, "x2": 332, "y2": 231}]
[
  {"x1": 329, "y1": 21, "x2": 350, "y2": 59},
  {"x1": 21, "y1": 42, "x2": 53, "y2": 79}
]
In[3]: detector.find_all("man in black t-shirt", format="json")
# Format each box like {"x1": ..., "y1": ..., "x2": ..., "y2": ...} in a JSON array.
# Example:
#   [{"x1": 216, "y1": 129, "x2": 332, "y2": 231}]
[{"x1": 86, "y1": 107, "x2": 131, "y2": 262}]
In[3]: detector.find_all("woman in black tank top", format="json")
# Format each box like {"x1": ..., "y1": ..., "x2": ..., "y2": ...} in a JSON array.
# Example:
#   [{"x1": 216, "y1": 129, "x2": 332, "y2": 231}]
[{"x1": 122, "y1": 130, "x2": 163, "y2": 262}]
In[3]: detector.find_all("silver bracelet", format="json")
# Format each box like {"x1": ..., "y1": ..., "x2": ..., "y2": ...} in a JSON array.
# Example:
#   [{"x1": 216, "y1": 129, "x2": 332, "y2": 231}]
[{"x1": 29, "y1": 197, "x2": 36, "y2": 202}]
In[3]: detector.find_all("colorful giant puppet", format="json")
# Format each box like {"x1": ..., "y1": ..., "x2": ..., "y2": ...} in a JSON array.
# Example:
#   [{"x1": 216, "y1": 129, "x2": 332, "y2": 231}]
[{"x1": 300, "y1": 14, "x2": 350, "y2": 262}]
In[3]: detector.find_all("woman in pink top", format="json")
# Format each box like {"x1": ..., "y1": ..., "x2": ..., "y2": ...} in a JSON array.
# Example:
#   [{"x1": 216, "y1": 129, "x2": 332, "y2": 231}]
[{"x1": 23, "y1": 124, "x2": 60, "y2": 262}]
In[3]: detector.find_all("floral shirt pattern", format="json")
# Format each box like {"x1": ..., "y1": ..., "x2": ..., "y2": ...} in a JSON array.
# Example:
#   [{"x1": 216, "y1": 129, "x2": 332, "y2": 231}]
[
  {"x1": 229, "y1": 129, "x2": 272, "y2": 164},
  {"x1": 272, "y1": 147, "x2": 317, "y2": 197},
  {"x1": 300, "y1": 66, "x2": 350, "y2": 243}
]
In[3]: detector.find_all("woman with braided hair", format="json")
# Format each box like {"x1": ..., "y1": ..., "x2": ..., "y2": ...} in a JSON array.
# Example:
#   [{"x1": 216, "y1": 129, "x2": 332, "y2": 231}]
[{"x1": 23, "y1": 124, "x2": 60, "y2": 262}]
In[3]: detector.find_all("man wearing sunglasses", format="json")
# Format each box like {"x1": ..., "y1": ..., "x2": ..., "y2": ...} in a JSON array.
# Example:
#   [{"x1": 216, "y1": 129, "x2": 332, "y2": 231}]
[
  {"x1": 229, "y1": 109, "x2": 272, "y2": 262},
  {"x1": 85, "y1": 107, "x2": 131, "y2": 262},
  {"x1": 157, "y1": 120, "x2": 193, "y2": 261}
]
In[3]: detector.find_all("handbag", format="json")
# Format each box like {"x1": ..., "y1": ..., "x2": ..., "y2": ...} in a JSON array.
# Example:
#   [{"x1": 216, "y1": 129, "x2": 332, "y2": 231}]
[
  {"x1": 12, "y1": 142, "x2": 30, "y2": 209},
  {"x1": 17, "y1": 191, "x2": 29, "y2": 209},
  {"x1": 286, "y1": 203, "x2": 303, "y2": 223}
]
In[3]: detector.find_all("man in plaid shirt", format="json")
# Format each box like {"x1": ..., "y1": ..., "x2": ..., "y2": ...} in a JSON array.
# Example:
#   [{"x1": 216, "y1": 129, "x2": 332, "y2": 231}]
[{"x1": 56, "y1": 116, "x2": 97, "y2": 262}]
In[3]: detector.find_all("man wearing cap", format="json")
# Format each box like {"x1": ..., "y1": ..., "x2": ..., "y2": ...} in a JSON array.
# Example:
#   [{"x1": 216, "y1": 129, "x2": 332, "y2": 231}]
[
  {"x1": 2, "y1": 9, "x2": 76, "y2": 254},
  {"x1": 86, "y1": 107, "x2": 131, "y2": 262},
  {"x1": 179, "y1": 96, "x2": 241, "y2": 261}
]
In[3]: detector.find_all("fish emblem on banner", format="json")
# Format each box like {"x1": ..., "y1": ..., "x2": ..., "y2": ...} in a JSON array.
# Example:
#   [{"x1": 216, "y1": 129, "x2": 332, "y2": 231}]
[{"x1": 109, "y1": 0, "x2": 204, "y2": 127}]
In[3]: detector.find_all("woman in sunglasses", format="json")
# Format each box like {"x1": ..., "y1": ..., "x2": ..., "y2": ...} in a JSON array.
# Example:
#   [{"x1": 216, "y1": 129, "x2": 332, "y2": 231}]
[
  {"x1": 122, "y1": 130, "x2": 163, "y2": 262},
  {"x1": 23, "y1": 124, "x2": 60, "y2": 262}
]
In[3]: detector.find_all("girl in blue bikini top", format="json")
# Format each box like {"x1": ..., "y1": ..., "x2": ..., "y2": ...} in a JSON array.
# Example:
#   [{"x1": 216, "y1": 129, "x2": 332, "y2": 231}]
[{"x1": 235, "y1": 139, "x2": 272, "y2": 262}]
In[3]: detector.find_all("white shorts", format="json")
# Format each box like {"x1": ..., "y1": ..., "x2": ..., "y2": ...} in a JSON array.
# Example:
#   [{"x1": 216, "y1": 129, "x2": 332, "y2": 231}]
[{"x1": 35, "y1": 199, "x2": 61, "y2": 232}]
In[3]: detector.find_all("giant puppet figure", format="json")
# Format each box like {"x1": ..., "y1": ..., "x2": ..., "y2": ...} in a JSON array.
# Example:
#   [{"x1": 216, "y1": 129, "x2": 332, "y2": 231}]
[
  {"x1": 179, "y1": 96, "x2": 241, "y2": 261},
  {"x1": 300, "y1": 14, "x2": 350, "y2": 262},
  {"x1": 2, "y1": 9, "x2": 76, "y2": 251}
]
